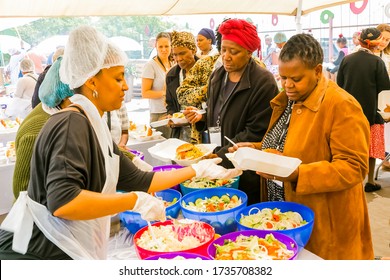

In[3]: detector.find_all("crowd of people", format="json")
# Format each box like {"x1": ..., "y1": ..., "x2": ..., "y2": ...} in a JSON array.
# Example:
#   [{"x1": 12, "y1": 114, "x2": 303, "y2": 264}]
[{"x1": 1, "y1": 19, "x2": 390, "y2": 260}]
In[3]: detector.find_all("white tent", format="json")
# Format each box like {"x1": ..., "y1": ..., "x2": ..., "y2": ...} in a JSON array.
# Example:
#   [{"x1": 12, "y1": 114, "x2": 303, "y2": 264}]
[
  {"x1": 35, "y1": 35, "x2": 68, "y2": 55},
  {"x1": 0, "y1": 18, "x2": 39, "y2": 32},
  {"x1": 0, "y1": 0, "x2": 363, "y2": 17},
  {"x1": 0, "y1": 35, "x2": 31, "y2": 53},
  {"x1": 109, "y1": 36, "x2": 142, "y2": 51},
  {"x1": 0, "y1": 0, "x2": 364, "y2": 33}
]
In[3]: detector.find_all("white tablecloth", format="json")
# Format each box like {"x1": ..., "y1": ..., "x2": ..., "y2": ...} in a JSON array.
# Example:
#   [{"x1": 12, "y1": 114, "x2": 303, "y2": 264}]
[
  {"x1": 0, "y1": 162, "x2": 15, "y2": 215},
  {"x1": 0, "y1": 129, "x2": 17, "y2": 144},
  {"x1": 127, "y1": 136, "x2": 169, "y2": 167}
]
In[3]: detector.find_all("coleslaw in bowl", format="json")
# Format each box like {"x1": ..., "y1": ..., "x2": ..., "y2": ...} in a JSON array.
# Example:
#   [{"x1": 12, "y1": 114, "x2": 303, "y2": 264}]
[
  {"x1": 207, "y1": 230, "x2": 298, "y2": 260},
  {"x1": 235, "y1": 201, "x2": 314, "y2": 251},
  {"x1": 134, "y1": 219, "x2": 215, "y2": 259}
]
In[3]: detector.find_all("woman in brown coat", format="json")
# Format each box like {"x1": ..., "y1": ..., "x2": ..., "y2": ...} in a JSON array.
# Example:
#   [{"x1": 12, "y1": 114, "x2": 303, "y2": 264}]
[{"x1": 230, "y1": 34, "x2": 374, "y2": 260}]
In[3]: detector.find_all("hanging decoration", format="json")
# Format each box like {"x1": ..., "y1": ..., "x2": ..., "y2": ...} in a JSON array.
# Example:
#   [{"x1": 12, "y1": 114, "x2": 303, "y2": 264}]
[
  {"x1": 320, "y1": 10, "x2": 334, "y2": 24},
  {"x1": 350, "y1": 0, "x2": 368, "y2": 14},
  {"x1": 385, "y1": 3, "x2": 390, "y2": 18},
  {"x1": 272, "y1": 14, "x2": 278, "y2": 26},
  {"x1": 144, "y1": 25, "x2": 150, "y2": 36},
  {"x1": 210, "y1": 18, "x2": 215, "y2": 29}
]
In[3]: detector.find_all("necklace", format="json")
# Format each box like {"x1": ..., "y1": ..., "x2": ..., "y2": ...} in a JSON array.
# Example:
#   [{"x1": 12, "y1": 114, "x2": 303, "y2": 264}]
[{"x1": 156, "y1": 56, "x2": 170, "y2": 72}]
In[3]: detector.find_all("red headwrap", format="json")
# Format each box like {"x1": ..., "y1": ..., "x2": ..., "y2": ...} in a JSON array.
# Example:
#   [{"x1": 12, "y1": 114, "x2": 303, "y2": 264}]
[{"x1": 218, "y1": 19, "x2": 261, "y2": 57}]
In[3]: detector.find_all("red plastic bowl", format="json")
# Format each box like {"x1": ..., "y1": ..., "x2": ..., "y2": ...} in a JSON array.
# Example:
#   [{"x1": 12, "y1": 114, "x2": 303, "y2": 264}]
[{"x1": 133, "y1": 220, "x2": 215, "y2": 260}]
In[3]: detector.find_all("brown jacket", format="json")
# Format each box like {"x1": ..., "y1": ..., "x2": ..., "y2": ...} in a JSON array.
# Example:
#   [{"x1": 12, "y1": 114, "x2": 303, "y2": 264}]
[{"x1": 255, "y1": 76, "x2": 374, "y2": 260}]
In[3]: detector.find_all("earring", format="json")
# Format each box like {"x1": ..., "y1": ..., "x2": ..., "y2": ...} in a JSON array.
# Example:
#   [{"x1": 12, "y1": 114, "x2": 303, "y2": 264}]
[{"x1": 92, "y1": 90, "x2": 98, "y2": 99}]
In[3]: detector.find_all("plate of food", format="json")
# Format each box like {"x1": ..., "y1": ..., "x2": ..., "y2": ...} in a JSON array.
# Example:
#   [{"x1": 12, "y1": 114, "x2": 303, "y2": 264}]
[
  {"x1": 148, "y1": 139, "x2": 217, "y2": 166},
  {"x1": 378, "y1": 90, "x2": 390, "y2": 120},
  {"x1": 174, "y1": 143, "x2": 217, "y2": 166},
  {"x1": 171, "y1": 112, "x2": 189, "y2": 125},
  {"x1": 379, "y1": 105, "x2": 390, "y2": 120},
  {"x1": 227, "y1": 147, "x2": 301, "y2": 177},
  {"x1": 129, "y1": 122, "x2": 163, "y2": 141},
  {"x1": 133, "y1": 131, "x2": 163, "y2": 142}
]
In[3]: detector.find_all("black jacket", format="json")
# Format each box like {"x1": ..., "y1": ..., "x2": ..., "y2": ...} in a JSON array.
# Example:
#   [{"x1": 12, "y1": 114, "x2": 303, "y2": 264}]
[
  {"x1": 203, "y1": 58, "x2": 279, "y2": 204},
  {"x1": 337, "y1": 50, "x2": 390, "y2": 125}
]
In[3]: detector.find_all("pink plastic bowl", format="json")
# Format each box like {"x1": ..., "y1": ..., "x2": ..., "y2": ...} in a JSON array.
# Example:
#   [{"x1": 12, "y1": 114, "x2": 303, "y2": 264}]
[
  {"x1": 144, "y1": 252, "x2": 211, "y2": 260},
  {"x1": 133, "y1": 220, "x2": 215, "y2": 260}
]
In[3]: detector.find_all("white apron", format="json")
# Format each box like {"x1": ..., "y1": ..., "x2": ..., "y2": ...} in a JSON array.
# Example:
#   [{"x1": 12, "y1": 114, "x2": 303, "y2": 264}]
[{"x1": 1, "y1": 95, "x2": 119, "y2": 259}]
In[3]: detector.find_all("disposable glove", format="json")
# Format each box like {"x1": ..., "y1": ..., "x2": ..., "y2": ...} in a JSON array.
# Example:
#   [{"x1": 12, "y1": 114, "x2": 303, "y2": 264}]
[
  {"x1": 132, "y1": 157, "x2": 153, "y2": 172},
  {"x1": 132, "y1": 191, "x2": 166, "y2": 222},
  {"x1": 191, "y1": 158, "x2": 242, "y2": 179}
]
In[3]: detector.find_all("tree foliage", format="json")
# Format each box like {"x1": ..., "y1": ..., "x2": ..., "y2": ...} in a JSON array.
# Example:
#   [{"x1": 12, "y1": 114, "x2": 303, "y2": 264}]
[{"x1": 1, "y1": 16, "x2": 176, "y2": 58}]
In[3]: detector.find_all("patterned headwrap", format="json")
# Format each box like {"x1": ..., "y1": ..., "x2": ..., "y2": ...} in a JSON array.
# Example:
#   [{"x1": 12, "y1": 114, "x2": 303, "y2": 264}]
[
  {"x1": 218, "y1": 18, "x2": 261, "y2": 57},
  {"x1": 359, "y1": 27, "x2": 383, "y2": 49},
  {"x1": 171, "y1": 31, "x2": 197, "y2": 51}
]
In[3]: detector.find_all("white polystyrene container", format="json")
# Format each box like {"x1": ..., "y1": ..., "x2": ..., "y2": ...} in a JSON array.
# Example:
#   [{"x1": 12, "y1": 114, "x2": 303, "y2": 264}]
[
  {"x1": 148, "y1": 138, "x2": 216, "y2": 166},
  {"x1": 230, "y1": 147, "x2": 302, "y2": 177}
]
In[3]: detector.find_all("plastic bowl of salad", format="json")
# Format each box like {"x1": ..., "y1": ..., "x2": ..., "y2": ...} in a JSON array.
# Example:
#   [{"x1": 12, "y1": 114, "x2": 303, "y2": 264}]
[
  {"x1": 144, "y1": 252, "x2": 211, "y2": 260},
  {"x1": 152, "y1": 164, "x2": 184, "y2": 192},
  {"x1": 119, "y1": 189, "x2": 182, "y2": 234},
  {"x1": 180, "y1": 187, "x2": 248, "y2": 235},
  {"x1": 129, "y1": 149, "x2": 144, "y2": 160},
  {"x1": 207, "y1": 230, "x2": 298, "y2": 260},
  {"x1": 235, "y1": 201, "x2": 314, "y2": 251},
  {"x1": 134, "y1": 219, "x2": 215, "y2": 259},
  {"x1": 180, "y1": 176, "x2": 240, "y2": 195}
]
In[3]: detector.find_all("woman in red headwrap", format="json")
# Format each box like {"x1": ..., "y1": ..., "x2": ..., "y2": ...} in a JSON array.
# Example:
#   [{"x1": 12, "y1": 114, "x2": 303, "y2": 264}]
[{"x1": 184, "y1": 18, "x2": 279, "y2": 205}]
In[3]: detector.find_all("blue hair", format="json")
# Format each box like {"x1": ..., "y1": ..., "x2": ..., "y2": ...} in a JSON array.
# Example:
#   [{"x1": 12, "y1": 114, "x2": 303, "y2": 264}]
[{"x1": 39, "y1": 56, "x2": 74, "y2": 108}]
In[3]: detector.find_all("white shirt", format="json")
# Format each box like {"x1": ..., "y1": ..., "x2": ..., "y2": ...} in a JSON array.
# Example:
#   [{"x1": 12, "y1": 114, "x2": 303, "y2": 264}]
[{"x1": 14, "y1": 73, "x2": 38, "y2": 100}]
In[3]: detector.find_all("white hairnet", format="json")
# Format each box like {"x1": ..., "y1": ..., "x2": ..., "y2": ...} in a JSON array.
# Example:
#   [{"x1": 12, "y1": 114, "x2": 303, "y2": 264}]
[
  {"x1": 60, "y1": 25, "x2": 128, "y2": 89},
  {"x1": 20, "y1": 58, "x2": 35, "y2": 72}
]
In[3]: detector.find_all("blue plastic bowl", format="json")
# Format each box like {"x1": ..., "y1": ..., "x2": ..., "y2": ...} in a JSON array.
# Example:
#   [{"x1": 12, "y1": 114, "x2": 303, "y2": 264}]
[
  {"x1": 119, "y1": 189, "x2": 182, "y2": 234},
  {"x1": 180, "y1": 187, "x2": 248, "y2": 235},
  {"x1": 152, "y1": 164, "x2": 184, "y2": 192},
  {"x1": 180, "y1": 176, "x2": 240, "y2": 196},
  {"x1": 207, "y1": 229, "x2": 298, "y2": 260},
  {"x1": 144, "y1": 252, "x2": 211, "y2": 260},
  {"x1": 235, "y1": 201, "x2": 314, "y2": 251}
]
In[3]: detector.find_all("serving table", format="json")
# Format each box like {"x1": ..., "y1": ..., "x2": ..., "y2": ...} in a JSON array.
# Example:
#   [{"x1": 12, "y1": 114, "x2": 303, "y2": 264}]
[
  {"x1": 0, "y1": 129, "x2": 17, "y2": 144},
  {"x1": 126, "y1": 136, "x2": 169, "y2": 167}
]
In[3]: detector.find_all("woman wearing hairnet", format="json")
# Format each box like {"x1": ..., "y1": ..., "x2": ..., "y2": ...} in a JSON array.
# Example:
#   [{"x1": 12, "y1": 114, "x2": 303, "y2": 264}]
[
  {"x1": 0, "y1": 26, "x2": 241, "y2": 260},
  {"x1": 11, "y1": 55, "x2": 74, "y2": 200}
]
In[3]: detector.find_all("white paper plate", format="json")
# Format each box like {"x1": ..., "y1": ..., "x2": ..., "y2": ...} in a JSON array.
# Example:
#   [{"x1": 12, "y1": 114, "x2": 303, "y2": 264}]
[
  {"x1": 171, "y1": 117, "x2": 189, "y2": 125},
  {"x1": 150, "y1": 119, "x2": 169, "y2": 128},
  {"x1": 130, "y1": 130, "x2": 163, "y2": 142},
  {"x1": 230, "y1": 147, "x2": 302, "y2": 177},
  {"x1": 378, "y1": 90, "x2": 390, "y2": 111},
  {"x1": 379, "y1": 111, "x2": 390, "y2": 120},
  {"x1": 148, "y1": 139, "x2": 217, "y2": 166}
]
